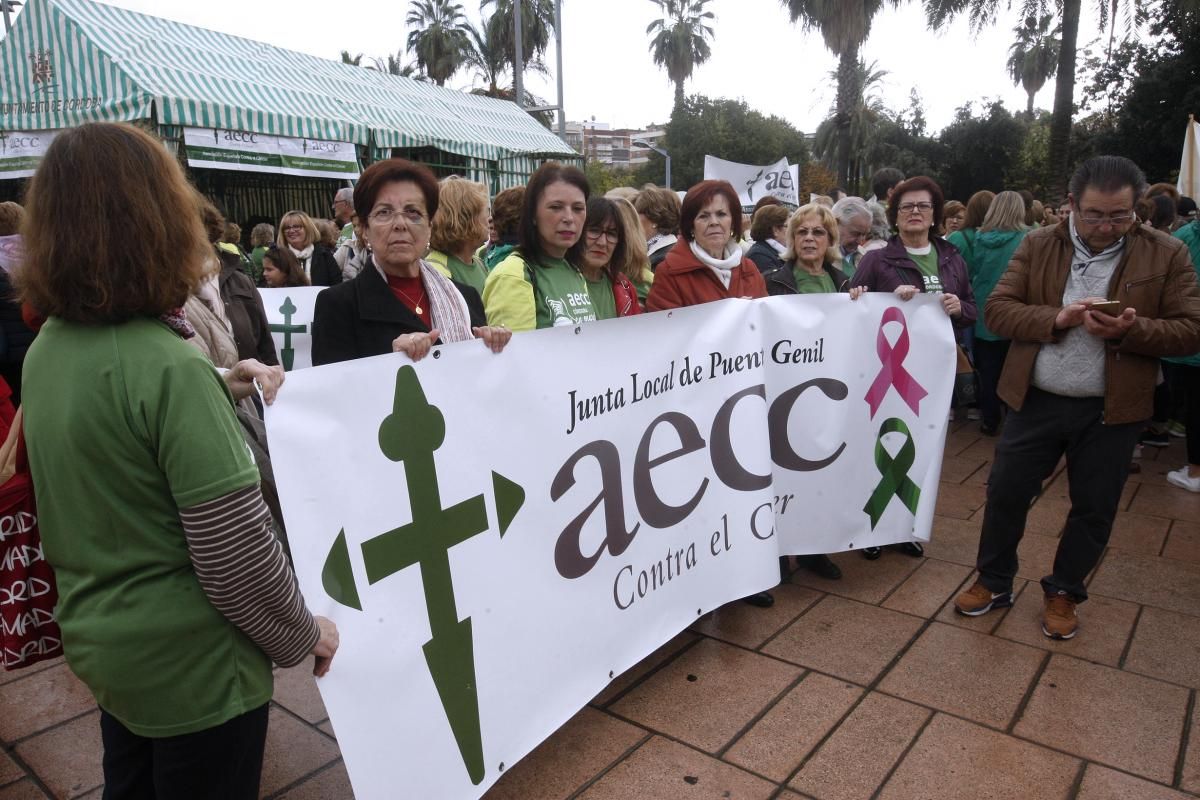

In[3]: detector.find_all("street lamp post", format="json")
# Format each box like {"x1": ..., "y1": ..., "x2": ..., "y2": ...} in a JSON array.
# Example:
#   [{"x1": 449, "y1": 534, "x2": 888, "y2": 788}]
[{"x1": 632, "y1": 139, "x2": 670, "y2": 189}]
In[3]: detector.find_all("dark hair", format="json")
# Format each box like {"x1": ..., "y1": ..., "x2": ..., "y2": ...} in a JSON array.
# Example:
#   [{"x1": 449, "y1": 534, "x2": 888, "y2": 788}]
[
  {"x1": 1146, "y1": 182, "x2": 1181, "y2": 205},
  {"x1": 263, "y1": 245, "x2": 311, "y2": 288},
  {"x1": 1068, "y1": 155, "x2": 1148, "y2": 203},
  {"x1": 680, "y1": 180, "x2": 744, "y2": 242},
  {"x1": 18, "y1": 122, "x2": 209, "y2": 323},
  {"x1": 575, "y1": 197, "x2": 628, "y2": 274},
  {"x1": 750, "y1": 204, "x2": 790, "y2": 242},
  {"x1": 871, "y1": 168, "x2": 905, "y2": 202},
  {"x1": 200, "y1": 197, "x2": 226, "y2": 244},
  {"x1": 887, "y1": 176, "x2": 946, "y2": 234},
  {"x1": 752, "y1": 195, "x2": 782, "y2": 214},
  {"x1": 1016, "y1": 190, "x2": 1035, "y2": 226},
  {"x1": 825, "y1": 187, "x2": 848, "y2": 202},
  {"x1": 353, "y1": 158, "x2": 440, "y2": 227},
  {"x1": 491, "y1": 186, "x2": 525, "y2": 239},
  {"x1": 633, "y1": 185, "x2": 681, "y2": 234},
  {"x1": 1179, "y1": 196, "x2": 1198, "y2": 218},
  {"x1": 962, "y1": 190, "x2": 996, "y2": 230},
  {"x1": 1137, "y1": 194, "x2": 1177, "y2": 231},
  {"x1": 518, "y1": 161, "x2": 590, "y2": 262}
]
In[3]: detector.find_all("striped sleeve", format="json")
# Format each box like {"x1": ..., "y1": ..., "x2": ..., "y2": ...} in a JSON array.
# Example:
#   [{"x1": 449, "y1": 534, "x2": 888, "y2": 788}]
[{"x1": 179, "y1": 485, "x2": 320, "y2": 668}]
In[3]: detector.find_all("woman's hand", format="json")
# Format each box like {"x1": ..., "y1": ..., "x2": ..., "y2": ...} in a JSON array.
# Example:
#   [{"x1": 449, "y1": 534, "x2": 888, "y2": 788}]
[
  {"x1": 941, "y1": 292, "x2": 962, "y2": 318},
  {"x1": 225, "y1": 359, "x2": 285, "y2": 404},
  {"x1": 848, "y1": 286, "x2": 866, "y2": 301},
  {"x1": 311, "y1": 615, "x2": 339, "y2": 678},
  {"x1": 472, "y1": 325, "x2": 512, "y2": 353},
  {"x1": 893, "y1": 285, "x2": 919, "y2": 301},
  {"x1": 392, "y1": 330, "x2": 440, "y2": 362}
]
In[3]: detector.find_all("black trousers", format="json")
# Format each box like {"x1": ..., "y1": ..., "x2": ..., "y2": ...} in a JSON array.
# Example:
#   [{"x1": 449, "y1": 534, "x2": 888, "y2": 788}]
[
  {"x1": 975, "y1": 388, "x2": 1142, "y2": 601},
  {"x1": 1176, "y1": 363, "x2": 1200, "y2": 465},
  {"x1": 973, "y1": 338, "x2": 1011, "y2": 429},
  {"x1": 100, "y1": 704, "x2": 269, "y2": 800}
]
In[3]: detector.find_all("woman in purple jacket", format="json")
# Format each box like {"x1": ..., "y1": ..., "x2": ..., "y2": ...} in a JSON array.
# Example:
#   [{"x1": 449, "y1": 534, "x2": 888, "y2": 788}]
[{"x1": 850, "y1": 176, "x2": 977, "y2": 560}]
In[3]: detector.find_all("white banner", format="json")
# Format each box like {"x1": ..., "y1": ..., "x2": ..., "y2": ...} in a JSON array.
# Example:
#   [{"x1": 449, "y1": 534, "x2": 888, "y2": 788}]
[
  {"x1": 267, "y1": 294, "x2": 954, "y2": 800},
  {"x1": 260, "y1": 286, "x2": 321, "y2": 371},
  {"x1": 183, "y1": 127, "x2": 360, "y2": 179},
  {"x1": 0, "y1": 129, "x2": 57, "y2": 179},
  {"x1": 1180, "y1": 115, "x2": 1200, "y2": 202},
  {"x1": 704, "y1": 154, "x2": 801, "y2": 210}
]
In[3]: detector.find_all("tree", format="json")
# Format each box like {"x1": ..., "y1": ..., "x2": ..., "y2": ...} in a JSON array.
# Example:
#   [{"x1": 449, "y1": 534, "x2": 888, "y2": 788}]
[
  {"x1": 813, "y1": 59, "x2": 890, "y2": 195},
  {"x1": 635, "y1": 95, "x2": 809, "y2": 189},
  {"x1": 937, "y1": 101, "x2": 1027, "y2": 200},
  {"x1": 1006, "y1": 13, "x2": 1059, "y2": 117},
  {"x1": 781, "y1": 0, "x2": 901, "y2": 189},
  {"x1": 406, "y1": 0, "x2": 472, "y2": 86},
  {"x1": 465, "y1": 18, "x2": 508, "y2": 95},
  {"x1": 480, "y1": 0, "x2": 555, "y2": 74},
  {"x1": 340, "y1": 51, "x2": 364, "y2": 66},
  {"x1": 371, "y1": 51, "x2": 423, "y2": 78},
  {"x1": 646, "y1": 0, "x2": 716, "y2": 110}
]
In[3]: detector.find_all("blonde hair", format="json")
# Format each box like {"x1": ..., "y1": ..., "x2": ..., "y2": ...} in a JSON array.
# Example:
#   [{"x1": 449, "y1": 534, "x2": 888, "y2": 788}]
[
  {"x1": 605, "y1": 187, "x2": 639, "y2": 202},
  {"x1": 276, "y1": 211, "x2": 319, "y2": 249},
  {"x1": 250, "y1": 223, "x2": 274, "y2": 248},
  {"x1": 979, "y1": 191, "x2": 1028, "y2": 233},
  {"x1": 430, "y1": 177, "x2": 488, "y2": 254},
  {"x1": 782, "y1": 203, "x2": 841, "y2": 264},
  {"x1": 612, "y1": 197, "x2": 649, "y2": 280}
]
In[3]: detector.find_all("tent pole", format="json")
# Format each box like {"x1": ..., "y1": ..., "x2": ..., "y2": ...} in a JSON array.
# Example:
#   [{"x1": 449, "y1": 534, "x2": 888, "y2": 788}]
[
  {"x1": 554, "y1": 0, "x2": 564, "y2": 137},
  {"x1": 513, "y1": 0, "x2": 524, "y2": 109},
  {"x1": 2, "y1": 1, "x2": 14, "y2": 34}
]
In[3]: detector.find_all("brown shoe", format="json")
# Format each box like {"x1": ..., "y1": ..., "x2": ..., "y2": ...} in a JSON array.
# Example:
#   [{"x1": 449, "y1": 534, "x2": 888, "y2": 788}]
[
  {"x1": 953, "y1": 581, "x2": 1013, "y2": 616},
  {"x1": 1042, "y1": 591, "x2": 1078, "y2": 640}
]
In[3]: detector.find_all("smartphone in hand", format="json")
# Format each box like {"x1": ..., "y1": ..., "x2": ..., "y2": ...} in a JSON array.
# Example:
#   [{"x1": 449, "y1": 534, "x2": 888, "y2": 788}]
[{"x1": 1088, "y1": 300, "x2": 1122, "y2": 316}]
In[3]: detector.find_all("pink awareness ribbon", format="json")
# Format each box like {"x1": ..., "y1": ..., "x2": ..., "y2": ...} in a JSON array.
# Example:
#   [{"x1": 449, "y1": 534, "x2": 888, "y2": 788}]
[{"x1": 864, "y1": 307, "x2": 928, "y2": 418}]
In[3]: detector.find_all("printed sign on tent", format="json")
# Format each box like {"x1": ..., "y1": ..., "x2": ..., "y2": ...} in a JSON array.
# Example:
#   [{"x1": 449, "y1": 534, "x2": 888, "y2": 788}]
[
  {"x1": 266, "y1": 293, "x2": 954, "y2": 800},
  {"x1": 704, "y1": 154, "x2": 801, "y2": 210},
  {"x1": 184, "y1": 127, "x2": 360, "y2": 180},
  {"x1": 0, "y1": 130, "x2": 57, "y2": 180},
  {"x1": 259, "y1": 287, "x2": 322, "y2": 371}
]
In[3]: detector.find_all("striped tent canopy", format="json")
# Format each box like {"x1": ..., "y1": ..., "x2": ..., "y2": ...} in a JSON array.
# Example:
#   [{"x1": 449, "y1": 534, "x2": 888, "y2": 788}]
[{"x1": 0, "y1": 0, "x2": 577, "y2": 163}]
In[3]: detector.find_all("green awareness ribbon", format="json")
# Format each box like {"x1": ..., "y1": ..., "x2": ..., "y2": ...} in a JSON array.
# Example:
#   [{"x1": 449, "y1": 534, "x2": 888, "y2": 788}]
[{"x1": 863, "y1": 418, "x2": 921, "y2": 529}]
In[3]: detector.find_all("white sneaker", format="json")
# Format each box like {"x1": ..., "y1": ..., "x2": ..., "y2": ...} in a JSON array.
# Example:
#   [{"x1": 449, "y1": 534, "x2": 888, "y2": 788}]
[
  {"x1": 967, "y1": 408, "x2": 981, "y2": 420},
  {"x1": 1167, "y1": 467, "x2": 1200, "y2": 493}
]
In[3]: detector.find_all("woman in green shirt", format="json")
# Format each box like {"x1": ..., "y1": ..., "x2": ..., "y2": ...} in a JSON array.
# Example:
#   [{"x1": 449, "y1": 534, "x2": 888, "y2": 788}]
[
  {"x1": 483, "y1": 162, "x2": 598, "y2": 330},
  {"x1": 579, "y1": 197, "x2": 645, "y2": 320},
  {"x1": 427, "y1": 176, "x2": 491, "y2": 295}
]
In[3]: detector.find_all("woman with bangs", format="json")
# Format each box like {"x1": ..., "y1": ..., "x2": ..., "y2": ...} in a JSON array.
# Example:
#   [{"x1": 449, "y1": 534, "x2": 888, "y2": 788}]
[
  {"x1": 578, "y1": 197, "x2": 644, "y2": 320},
  {"x1": 427, "y1": 176, "x2": 491, "y2": 295},
  {"x1": 276, "y1": 209, "x2": 341, "y2": 286}
]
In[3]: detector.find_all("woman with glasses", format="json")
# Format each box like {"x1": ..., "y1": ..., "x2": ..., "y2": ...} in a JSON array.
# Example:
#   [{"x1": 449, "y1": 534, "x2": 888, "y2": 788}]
[
  {"x1": 579, "y1": 198, "x2": 645, "y2": 319},
  {"x1": 311, "y1": 159, "x2": 511, "y2": 365},
  {"x1": 850, "y1": 176, "x2": 976, "y2": 559},
  {"x1": 276, "y1": 210, "x2": 342, "y2": 286},
  {"x1": 484, "y1": 162, "x2": 599, "y2": 331}
]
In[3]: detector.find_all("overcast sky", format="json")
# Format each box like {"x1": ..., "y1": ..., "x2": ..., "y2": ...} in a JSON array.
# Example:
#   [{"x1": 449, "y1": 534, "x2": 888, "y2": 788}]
[{"x1": 3, "y1": 0, "x2": 1127, "y2": 135}]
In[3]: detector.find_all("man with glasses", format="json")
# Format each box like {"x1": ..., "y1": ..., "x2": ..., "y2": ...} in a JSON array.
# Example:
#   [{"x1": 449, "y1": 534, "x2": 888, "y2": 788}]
[{"x1": 954, "y1": 156, "x2": 1200, "y2": 639}]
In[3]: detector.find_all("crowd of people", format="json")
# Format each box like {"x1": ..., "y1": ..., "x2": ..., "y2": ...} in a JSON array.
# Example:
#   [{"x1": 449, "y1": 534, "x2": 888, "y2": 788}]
[{"x1": 4, "y1": 120, "x2": 1200, "y2": 796}]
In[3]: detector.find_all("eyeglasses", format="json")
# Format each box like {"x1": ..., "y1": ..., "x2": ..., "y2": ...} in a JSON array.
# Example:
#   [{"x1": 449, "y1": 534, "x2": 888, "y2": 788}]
[
  {"x1": 1077, "y1": 211, "x2": 1137, "y2": 226},
  {"x1": 898, "y1": 202, "x2": 934, "y2": 214},
  {"x1": 794, "y1": 227, "x2": 828, "y2": 239},
  {"x1": 585, "y1": 227, "x2": 620, "y2": 244},
  {"x1": 368, "y1": 206, "x2": 427, "y2": 227}
]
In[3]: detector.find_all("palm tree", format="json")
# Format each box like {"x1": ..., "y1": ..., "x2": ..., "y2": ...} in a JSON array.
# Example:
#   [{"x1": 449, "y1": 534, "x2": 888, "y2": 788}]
[
  {"x1": 371, "y1": 51, "x2": 424, "y2": 79},
  {"x1": 406, "y1": 0, "x2": 472, "y2": 86},
  {"x1": 480, "y1": 0, "x2": 556, "y2": 74},
  {"x1": 923, "y1": 0, "x2": 1117, "y2": 198},
  {"x1": 646, "y1": 0, "x2": 716, "y2": 110},
  {"x1": 815, "y1": 59, "x2": 890, "y2": 194},
  {"x1": 340, "y1": 51, "x2": 364, "y2": 66},
  {"x1": 1007, "y1": 14, "x2": 1059, "y2": 117},
  {"x1": 464, "y1": 16, "x2": 520, "y2": 96},
  {"x1": 781, "y1": 0, "x2": 902, "y2": 188}
]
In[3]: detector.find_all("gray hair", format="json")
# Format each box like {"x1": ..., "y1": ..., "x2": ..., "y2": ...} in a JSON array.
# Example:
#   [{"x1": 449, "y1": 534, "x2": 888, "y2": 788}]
[
  {"x1": 335, "y1": 186, "x2": 354, "y2": 203},
  {"x1": 867, "y1": 202, "x2": 890, "y2": 241},
  {"x1": 832, "y1": 196, "x2": 872, "y2": 227},
  {"x1": 1068, "y1": 156, "x2": 1147, "y2": 201}
]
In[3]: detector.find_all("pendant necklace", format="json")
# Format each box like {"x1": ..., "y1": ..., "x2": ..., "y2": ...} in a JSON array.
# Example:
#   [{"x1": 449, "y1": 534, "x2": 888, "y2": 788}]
[{"x1": 394, "y1": 285, "x2": 427, "y2": 316}]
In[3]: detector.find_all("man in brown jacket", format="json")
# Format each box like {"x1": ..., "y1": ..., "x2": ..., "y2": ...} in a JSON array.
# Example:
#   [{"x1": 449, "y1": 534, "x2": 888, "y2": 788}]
[{"x1": 953, "y1": 156, "x2": 1200, "y2": 639}]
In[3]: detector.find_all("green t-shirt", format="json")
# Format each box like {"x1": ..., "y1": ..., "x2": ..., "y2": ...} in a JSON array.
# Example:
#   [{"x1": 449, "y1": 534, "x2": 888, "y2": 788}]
[
  {"x1": 23, "y1": 318, "x2": 271, "y2": 737},
  {"x1": 907, "y1": 248, "x2": 943, "y2": 292},
  {"x1": 447, "y1": 253, "x2": 489, "y2": 296},
  {"x1": 483, "y1": 251, "x2": 598, "y2": 331},
  {"x1": 585, "y1": 271, "x2": 618, "y2": 320},
  {"x1": 793, "y1": 267, "x2": 837, "y2": 294}
]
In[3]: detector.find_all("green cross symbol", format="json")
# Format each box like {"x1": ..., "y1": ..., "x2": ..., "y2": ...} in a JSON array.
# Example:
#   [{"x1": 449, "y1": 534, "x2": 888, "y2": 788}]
[
  {"x1": 321, "y1": 365, "x2": 526, "y2": 785},
  {"x1": 267, "y1": 296, "x2": 306, "y2": 371}
]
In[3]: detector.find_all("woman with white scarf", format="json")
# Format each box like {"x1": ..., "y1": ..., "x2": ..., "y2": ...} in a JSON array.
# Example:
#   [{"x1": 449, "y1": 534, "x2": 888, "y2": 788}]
[
  {"x1": 276, "y1": 210, "x2": 342, "y2": 286},
  {"x1": 312, "y1": 159, "x2": 511, "y2": 366},
  {"x1": 745, "y1": 203, "x2": 791, "y2": 275},
  {"x1": 643, "y1": 180, "x2": 775, "y2": 609}
]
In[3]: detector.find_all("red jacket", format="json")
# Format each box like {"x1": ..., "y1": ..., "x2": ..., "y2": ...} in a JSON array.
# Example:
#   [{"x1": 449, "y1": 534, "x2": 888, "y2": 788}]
[{"x1": 646, "y1": 238, "x2": 767, "y2": 310}]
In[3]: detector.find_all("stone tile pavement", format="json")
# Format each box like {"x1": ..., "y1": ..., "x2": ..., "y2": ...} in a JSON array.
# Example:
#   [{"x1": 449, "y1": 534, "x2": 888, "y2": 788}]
[{"x1": 2, "y1": 421, "x2": 1199, "y2": 799}]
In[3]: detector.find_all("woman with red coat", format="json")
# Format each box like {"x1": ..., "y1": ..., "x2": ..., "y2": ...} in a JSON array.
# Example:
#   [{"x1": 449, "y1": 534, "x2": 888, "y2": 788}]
[{"x1": 644, "y1": 180, "x2": 774, "y2": 608}]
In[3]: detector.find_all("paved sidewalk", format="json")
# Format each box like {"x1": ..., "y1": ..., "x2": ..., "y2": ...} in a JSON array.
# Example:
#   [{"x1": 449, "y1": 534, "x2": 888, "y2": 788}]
[{"x1": 2, "y1": 421, "x2": 1199, "y2": 799}]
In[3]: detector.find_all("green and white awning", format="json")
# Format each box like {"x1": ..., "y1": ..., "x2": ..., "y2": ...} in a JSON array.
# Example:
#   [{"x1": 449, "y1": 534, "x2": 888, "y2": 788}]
[{"x1": 0, "y1": 0, "x2": 576, "y2": 167}]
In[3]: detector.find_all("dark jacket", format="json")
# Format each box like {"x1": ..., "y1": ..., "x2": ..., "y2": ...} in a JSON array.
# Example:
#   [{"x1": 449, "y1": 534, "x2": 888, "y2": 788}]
[
  {"x1": 646, "y1": 238, "x2": 767, "y2": 311},
  {"x1": 308, "y1": 244, "x2": 343, "y2": 287},
  {"x1": 746, "y1": 240, "x2": 786, "y2": 275},
  {"x1": 311, "y1": 261, "x2": 486, "y2": 366},
  {"x1": 849, "y1": 235, "x2": 977, "y2": 329},
  {"x1": 763, "y1": 260, "x2": 851, "y2": 296},
  {"x1": 988, "y1": 223, "x2": 1200, "y2": 424},
  {"x1": 218, "y1": 252, "x2": 278, "y2": 366},
  {"x1": 0, "y1": 270, "x2": 36, "y2": 404}
]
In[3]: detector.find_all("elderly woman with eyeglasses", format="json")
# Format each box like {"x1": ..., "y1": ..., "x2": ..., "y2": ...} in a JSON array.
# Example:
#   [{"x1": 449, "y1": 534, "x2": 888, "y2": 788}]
[
  {"x1": 311, "y1": 159, "x2": 512, "y2": 366},
  {"x1": 277, "y1": 210, "x2": 342, "y2": 287}
]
